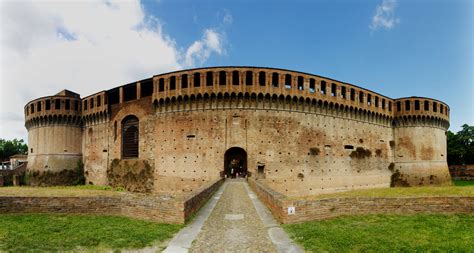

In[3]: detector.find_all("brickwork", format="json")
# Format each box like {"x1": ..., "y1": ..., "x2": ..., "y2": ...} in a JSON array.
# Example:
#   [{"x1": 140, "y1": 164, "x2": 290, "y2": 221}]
[
  {"x1": 449, "y1": 165, "x2": 474, "y2": 180},
  {"x1": 249, "y1": 179, "x2": 474, "y2": 224},
  {"x1": 24, "y1": 67, "x2": 451, "y2": 196},
  {"x1": 0, "y1": 178, "x2": 223, "y2": 224}
]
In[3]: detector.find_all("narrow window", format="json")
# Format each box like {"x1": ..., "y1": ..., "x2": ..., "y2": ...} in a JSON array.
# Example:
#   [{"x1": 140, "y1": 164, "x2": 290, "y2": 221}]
[
  {"x1": 433, "y1": 102, "x2": 437, "y2": 112},
  {"x1": 90, "y1": 98, "x2": 94, "y2": 109},
  {"x1": 108, "y1": 89, "x2": 119, "y2": 105},
  {"x1": 194, "y1": 72, "x2": 201, "y2": 87},
  {"x1": 341, "y1": 86, "x2": 346, "y2": 99},
  {"x1": 331, "y1": 83, "x2": 337, "y2": 97},
  {"x1": 375, "y1": 96, "x2": 379, "y2": 107},
  {"x1": 246, "y1": 71, "x2": 253, "y2": 86},
  {"x1": 440, "y1": 105, "x2": 444, "y2": 113},
  {"x1": 321, "y1": 81, "x2": 326, "y2": 94},
  {"x1": 114, "y1": 121, "x2": 117, "y2": 141},
  {"x1": 169, "y1": 76, "x2": 176, "y2": 90},
  {"x1": 159, "y1": 78, "x2": 165, "y2": 92},
  {"x1": 367, "y1": 94, "x2": 371, "y2": 105},
  {"x1": 396, "y1": 101, "x2": 401, "y2": 111},
  {"x1": 415, "y1": 100, "x2": 420, "y2": 110},
  {"x1": 350, "y1": 88, "x2": 355, "y2": 101},
  {"x1": 297, "y1": 76, "x2": 304, "y2": 90},
  {"x1": 96, "y1": 96, "x2": 100, "y2": 107},
  {"x1": 344, "y1": 145, "x2": 354, "y2": 150},
  {"x1": 83, "y1": 100, "x2": 88, "y2": 110},
  {"x1": 37, "y1": 101, "x2": 42, "y2": 112},
  {"x1": 259, "y1": 71, "x2": 266, "y2": 86},
  {"x1": 74, "y1": 101, "x2": 79, "y2": 111},
  {"x1": 123, "y1": 84, "x2": 137, "y2": 101},
  {"x1": 31, "y1": 104, "x2": 35, "y2": 113},
  {"x1": 285, "y1": 74, "x2": 292, "y2": 89},
  {"x1": 405, "y1": 100, "x2": 410, "y2": 110},
  {"x1": 388, "y1": 101, "x2": 392, "y2": 111},
  {"x1": 424, "y1": 101, "x2": 429, "y2": 111},
  {"x1": 206, "y1": 71, "x2": 213, "y2": 86},
  {"x1": 272, "y1": 72, "x2": 279, "y2": 87},
  {"x1": 382, "y1": 99, "x2": 386, "y2": 109},
  {"x1": 55, "y1": 99, "x2": 61, "y2": 110},
  {"x1": 359, "y1": 91, "x2": 364, "y2": 103},
  {"x1": 140, "y1": 79, "x2": 153, "y2": 97},
  {"x1": 181, "y1": 74, "x2": 188, "y2": 89},
  {"x1": 219, "y1": 71, "x2": 226, "y2": 85},
  {"x1": 45, "y1": 100, "x2": 51, "y2": 110},
  {"x1": 122, "y1": 115, "x2": 139, "y2": 158},
  {"x1": 232, "y1": 70, "x2": 239, "y2": 85},
  {"x1": 65, "y1": 99, "x2": 71, "y2": 109},
  {"x1": 309, "y1": 78, "x2": 315, "y2": 93}
]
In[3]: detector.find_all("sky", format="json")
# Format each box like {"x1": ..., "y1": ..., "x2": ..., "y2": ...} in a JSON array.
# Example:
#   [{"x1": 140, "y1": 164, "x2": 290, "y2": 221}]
[{"x1": 0, "y1": 0, "x2": 472, "y2": 142}]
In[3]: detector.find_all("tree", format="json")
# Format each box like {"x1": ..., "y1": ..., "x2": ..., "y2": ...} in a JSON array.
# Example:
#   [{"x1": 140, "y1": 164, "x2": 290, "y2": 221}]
[
  {"x1": 447, "y1": 124, "x2": 474, "y2": 165},
  {"x1": 0, "y1": 138, "x2": 28, "y2": 161}
]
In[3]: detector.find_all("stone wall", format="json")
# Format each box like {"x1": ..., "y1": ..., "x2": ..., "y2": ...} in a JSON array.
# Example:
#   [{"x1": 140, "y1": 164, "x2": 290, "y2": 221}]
[
  {"x1": 249, "y1": 179, "x2": 474, "y2": 224},
  {"x1": 0, "y1": 178, "x2": 223, "y2": 224},
  {"x1": 449, "y1": 165, "x2": 474, "y2": 180}
]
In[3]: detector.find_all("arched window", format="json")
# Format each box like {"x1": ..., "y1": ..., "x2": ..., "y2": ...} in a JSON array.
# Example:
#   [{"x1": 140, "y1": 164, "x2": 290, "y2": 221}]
[
  {"x1": 246, "y1": 71, "x2": 253, "y2": 85},
  {"x1": 259, "y1": 71, "x2": 266, "y2": 86},
  {"x1": 232, "y1": 71, "x2": 239, "y2": 85},
  {"x1": 122, "y1": 115, "x2": 139, "y2": 158}
]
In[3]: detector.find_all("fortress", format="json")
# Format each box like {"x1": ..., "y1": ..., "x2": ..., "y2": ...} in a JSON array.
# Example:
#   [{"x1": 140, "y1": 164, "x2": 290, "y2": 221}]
[{"x1": 24, "y1": 67, "x2": 451, "y2": 197}]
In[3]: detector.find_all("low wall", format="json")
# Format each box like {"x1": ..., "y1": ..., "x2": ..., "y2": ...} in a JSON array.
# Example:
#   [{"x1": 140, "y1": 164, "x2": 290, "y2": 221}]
[
  {"x1": 249, "y1": 179, "x2": 474, "y2": 224},
  {"x1": 449, "y1": 165, "x2": 474, "y2": 180},
  {"x1": 0, "y1": 178, "x2": 224, "y2": 224}
]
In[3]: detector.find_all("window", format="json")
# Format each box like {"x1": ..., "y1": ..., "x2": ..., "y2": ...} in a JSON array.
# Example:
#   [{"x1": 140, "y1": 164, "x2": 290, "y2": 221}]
[
  {"x1": 45, "y1": 100, "x2": 51, "y2": 110},
  {"x1": 396, "y1": 101, "x2": 401, "y2": 111},
  {"x1": 181, "y1": 74, "x2": 188, "y2": 89},
  {"x1": 169, "y1": 76, "x2": 176, "y2": 90},
  {"x1": 375, "y1": 96, "x2": 379, "y2": 107},
  {"x1": 31, "y1": 104, "x2": 35, "y2": 113},
  {"x1": 433, "y1": 102, "x2": 437, "y2": 112},
  {"x1": 297, "y1": 76, "x2": 304, "y2": 90},
  {"x1": 37, "y1": 101, "x2": 42, "y2": 112},
  {"x1": 359, "y1": 91, "x2": 364, "y2": 103},
  {"x1": 90, "y1": 98, "x2": 94, "y2": 109},
  {"x1": 309, "y1": 78, "x2": 315, "y2": 93},
  {"x1": 331, "y1": 83, "x2": 337, "y2": 97},
  {"x1": 405, "y1": 100, "x2": 410, "y2": 110},
  {"x1": 122, "y1": 115, "x2": 139, "y2": 158},
  {"x1": 140, "y1": 79, "x2": 153, "y2": 97},
  {"x1": 74, "y1": 101, "x2": 79, "y2": 111},
  {"x1": 272, "y1": 72, "x2": 279, "y2": 87},
  {"x1": 259, "y1": 71, "x2": 266, "y2": 86},
  {"x1": 285, "y1": 74, "x2": 292, "y2": 89},
  {"x1": 424, "y1": 101, "x2": 429, "y2": 111},
  {"x1": 440, "y1": 105, "x2": 444, "y2": 113},
  {"x1": 321, "y1": 81, "x2": 326, "y2": 94},
  {"x1": 382, "y1": 99, "x2": 385, "y2": 109},
  {"x1": 232, "y1": 71, "x2": 239, "y2": 85},
  {"x1": 350, "y1": 88, "x2": 355, "y2": 101},
  {"x1": 341, "y1": 86, "x2": 346, "y2": 99},
  {"x1": 388, "y1": 101, "x2": 392, "y2": 111},
  {"x1": 123, "y1": 84, "x2": 137, "y2": 101},
  {"x1": 367, "y1": 94, "x2": 371, "y2": 105},
  {"x1": 55, "y1": 99, "x2": 61, "y2": 110},
  {"x1": 219, "y1": 71, "x2": 226, "y2": 85},
  {"x1": 246, "y1": 71, "x2": 253, "y2": 86},
  {"x1": 415, "y1": 100, "x2": 420, "y2": 110},
  {"x1": 108, "y1": 89, "x2": 119, "y2": 105},
  {"x1": 159, "y1": 78, "x2": 165, "y2": 91},
  {"x1": 83, "y1": 100, "x2": 88, "y2": 110},
  {"x1": 194, "y1": 72, "x2": 201, "y2": 87},
  {"x1": 66, "y1": 99, "x2": 71, "y2": 109},
  {"x1": 206, "y1": 72, "x2": 213, "y2": 86}
]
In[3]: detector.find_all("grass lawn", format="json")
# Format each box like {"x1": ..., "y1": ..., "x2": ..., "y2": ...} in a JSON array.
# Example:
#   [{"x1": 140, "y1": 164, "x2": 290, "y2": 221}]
[
  {"x1": 0, "y1": 214, "x2": 182, "y2": 252},
  {"x1": 0, "y1": 185, "x2": 124, "y2": 197},
  {"x1": 453, "y1": 180, "x2": 474, "y2": 186},
  {"x1": 284, "y1": 214, "x2": 474, "y2": 252}
]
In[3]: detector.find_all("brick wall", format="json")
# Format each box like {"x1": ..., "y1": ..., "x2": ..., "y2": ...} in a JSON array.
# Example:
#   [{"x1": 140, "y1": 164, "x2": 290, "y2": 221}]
[
  {"x1": 0, "y1": 178, "x2": 224, "y2": 224},
  {"x1": 449, "y1": 165, "x2": 474, "y2": 180},
  {"x1": 249, "y1": 179, "x2": 474, "y2": 224}
]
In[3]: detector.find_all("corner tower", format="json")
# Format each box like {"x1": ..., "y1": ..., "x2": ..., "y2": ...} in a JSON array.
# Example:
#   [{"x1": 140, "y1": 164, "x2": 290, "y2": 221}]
[
  {"x1": 24, "y1": 90, "x2": 83, "y2": 186},
  {"x1": 391, "y1": 97, "x2": 451, "y2": 186}
]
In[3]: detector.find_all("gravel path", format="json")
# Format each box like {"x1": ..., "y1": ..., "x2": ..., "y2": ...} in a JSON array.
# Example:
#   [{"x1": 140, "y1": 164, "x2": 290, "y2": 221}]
[{"x1": 190, "y1": 180, "x2": 277, "y2": 253}]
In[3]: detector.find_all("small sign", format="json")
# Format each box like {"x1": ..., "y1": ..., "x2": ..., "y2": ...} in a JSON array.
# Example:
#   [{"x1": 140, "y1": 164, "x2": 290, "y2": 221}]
[{"x1": 288, "y1": 206, "x2": 295, "y2": 215}]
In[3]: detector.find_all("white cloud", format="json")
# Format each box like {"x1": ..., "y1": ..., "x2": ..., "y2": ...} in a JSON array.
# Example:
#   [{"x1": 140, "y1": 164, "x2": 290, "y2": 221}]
[
  {"x1": 0, "y1": 0, "x2": 228, "y2": 141},
  {"x1": 370, "y1": 0, "x2": 400, "y2": 31}
]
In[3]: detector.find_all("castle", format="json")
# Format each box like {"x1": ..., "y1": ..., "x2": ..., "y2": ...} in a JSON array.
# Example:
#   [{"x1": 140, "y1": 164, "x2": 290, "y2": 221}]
[{"x1": 24, "y1": 67, "x2": 451, "y2": 196}]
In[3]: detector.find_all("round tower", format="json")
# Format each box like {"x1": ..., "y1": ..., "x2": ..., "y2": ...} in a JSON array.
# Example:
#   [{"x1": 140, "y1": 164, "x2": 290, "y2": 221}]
[
  {"x1": 24, "y1": 90, "x2": 83, "y2": 186},
  {"x1": 391, "y1": 97, "x2": 451, "y2": 186}
]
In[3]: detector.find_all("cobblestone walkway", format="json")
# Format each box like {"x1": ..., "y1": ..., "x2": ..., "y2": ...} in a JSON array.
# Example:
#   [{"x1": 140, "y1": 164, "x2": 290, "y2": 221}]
[{"x1": 190, "y1": 180, "x2": 277, "y2": 253}]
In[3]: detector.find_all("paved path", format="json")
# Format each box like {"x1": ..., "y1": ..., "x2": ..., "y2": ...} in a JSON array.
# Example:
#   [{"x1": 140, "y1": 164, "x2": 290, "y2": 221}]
[{"x1": 164, "y1": 179, "x2": 303, "y2": 253}]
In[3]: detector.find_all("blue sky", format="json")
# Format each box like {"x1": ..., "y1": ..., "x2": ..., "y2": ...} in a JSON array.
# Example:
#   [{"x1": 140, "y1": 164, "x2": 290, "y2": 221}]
[{"x1": 0, "y1": 0, "x2": 472, "y2": 141}]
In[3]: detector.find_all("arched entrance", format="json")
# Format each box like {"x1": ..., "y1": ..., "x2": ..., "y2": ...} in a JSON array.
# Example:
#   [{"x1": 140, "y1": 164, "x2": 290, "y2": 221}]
[{"x1": 224, "y1": 147, "x2": 247, "y2": 178}]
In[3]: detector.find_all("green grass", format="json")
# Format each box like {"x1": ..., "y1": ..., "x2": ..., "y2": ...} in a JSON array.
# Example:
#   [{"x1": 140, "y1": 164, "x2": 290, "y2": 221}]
[
  {"x1": 0, "y1": 214, "x2": 182, "y2": 252},
  {"x1": 0, "y1": 185, "x2": 125, "y2": 197},
  {"x1": 283, "y1": 214, "x2": 474, "y2": 253},
  {"x1": 453, "y1": 180, "x2": 474, "y2": 186}
]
